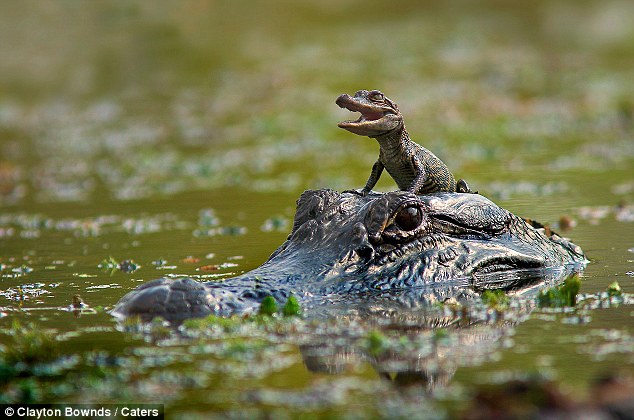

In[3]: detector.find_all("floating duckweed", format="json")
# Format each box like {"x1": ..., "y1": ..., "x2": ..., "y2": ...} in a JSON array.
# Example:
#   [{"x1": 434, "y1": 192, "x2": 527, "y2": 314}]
[
  {"x1": 223, "y1": 226, "x2": 247, "y2": 236},
  {"x1": 119, "y1": 259, "x2": 140, "y2": 273},
  {"x1": 259, "y1": 296, "x2": 278, "y2": 316},
  {"x1": 481, "y1": 290, "x2": 510, "y2": 309},
  {"x1": 365, "y1": 330, "x2": 388, "y2": 357},
  {"x1": 19, "y1": 378, "x2": 41, "y2": 403},
  {"x1": 221, "y1": 338, "x2": 271, "y2": 359},
  {"x1": 98, "y1": 256, "x2": 119, "y2": 270},
  {"x1": 434, "y1": 328, "x2": 449, "y2": 342},
  {"x1": 120, "y1": 315, "x2": 144, "y2": 333},
  {"x1": 152, "y1": 258, "x2": 167, "y2": 267},
  {"x1": 607, "y1": 281, "x2": 622, "y2": 297},
  {"x1": 3, "y1": 321, "x2": 59, "y2": 365},
  {"x1": 150, "y1": 317, "x2": 171, "y2": 341},
  {"x1": 12, "y1": 265, "x2": 34, "y2": 275},
  {"x1": 98, "y1": 257, "x2": 139, "y2": 273},
  {"x1": 282, "y1": 295, "x2": 301, "y2": 317},
  {"x1": 260, "y1": 216, "x2": 289, "y2": 232},
  {"x1": 182, "y1": 315, "x2": 242, "y2": 332},
  {"x1": 537, "y1": 275, "x2": 581, "y2": 308},
  {"x1": 197, "y1": 208, "x2": 220, "y2": 227}
]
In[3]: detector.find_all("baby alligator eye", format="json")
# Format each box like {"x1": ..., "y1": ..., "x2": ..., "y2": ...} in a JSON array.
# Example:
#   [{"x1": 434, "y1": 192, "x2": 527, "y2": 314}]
[
  {"x1": 395, "y1": 206, "x2": 422, "y2": 231},
  {"x1": 369, "y1": 91, "x2": 384, "y2": 102}
]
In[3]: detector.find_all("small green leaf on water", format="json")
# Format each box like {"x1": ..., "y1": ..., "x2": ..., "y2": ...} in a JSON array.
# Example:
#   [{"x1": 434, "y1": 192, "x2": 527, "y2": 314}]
[
  {"x1": 537, "y1": 275, "x2": 581, "y2": 308},
  {"x1": 481, "y1": 289, "x2": 510, "y2": 308},
  {"x1": 282, "y1": 295, "x2": 301, "y2": 317},
  {"x1": 98, "y1": 256, "x2": 119, "y2": 270},
  {"x1": 607, "y1": 281, "x2": 622, "y2": 297},
  {"x1": 366, "y1": 330, "x2": 388, "y2": 357},
  {"x1": 259, "y1": 296, "x2": 278, "y2": 316},
  {"x1": 434, "y1": 328, "x2": 449, "y2": 341}
]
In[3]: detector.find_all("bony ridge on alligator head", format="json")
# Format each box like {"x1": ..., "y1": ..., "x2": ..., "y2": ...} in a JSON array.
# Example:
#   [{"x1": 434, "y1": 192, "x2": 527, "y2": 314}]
[
  {"x1": 362, "y1": 191, "x2": 431, "y2": 246},
  {"x1": 336, "y1": 89, "x2": 473, "y2": 195}
]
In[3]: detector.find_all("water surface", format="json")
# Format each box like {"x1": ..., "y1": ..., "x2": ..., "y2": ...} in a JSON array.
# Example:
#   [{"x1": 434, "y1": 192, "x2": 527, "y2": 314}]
[{"x1": 1, "y1": 1, "x2": 633, "y2": 417}]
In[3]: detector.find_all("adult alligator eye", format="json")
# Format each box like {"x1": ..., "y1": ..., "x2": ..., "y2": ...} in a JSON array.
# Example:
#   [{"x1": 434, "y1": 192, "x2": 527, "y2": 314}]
[{"x1": 395, "y1": 206, "x2": 422, "y2": 231}]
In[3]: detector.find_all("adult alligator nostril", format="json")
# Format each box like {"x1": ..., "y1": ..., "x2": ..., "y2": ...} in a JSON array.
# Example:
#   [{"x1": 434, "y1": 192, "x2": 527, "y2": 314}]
[
  {"x1": 351, "y1": 222, "x2": 375, "y2": 260},
  {"x1": 355, "y1": 244, "x2": 375, "y2": 261}
]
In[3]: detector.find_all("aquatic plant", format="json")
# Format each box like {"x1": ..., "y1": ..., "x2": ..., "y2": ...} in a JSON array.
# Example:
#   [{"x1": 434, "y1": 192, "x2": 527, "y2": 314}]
[
  {"x1": 2, "y1": 321, "x2": 59, "y2": 366},
  {"x1": 258, "y1": 296, "x2": 278, "y2": 316},
  {"x1": 606, "y1": 281, "x2": 622, "y2": 297},
  {"x1": 282, "y1": 295, "x2": 301, "y2": 317},
  {"x1": 481, "y1": 289, "x2": 510, "y2": 309},
  {"x1": 119, "y1": 259, "x2": 140, "y2": 273},
  {"x1": 182, "y1": 315, "x2": 243, "y2": 333},
  {"x1": 98, "y1": 256, "x2": 119, "y2": 271},
  {"x1": 537, "y1": 275, "x2": 581, "y2": 308},
  {"x1": 365, "y1": 330, "x2": 388, "y2": 357}
]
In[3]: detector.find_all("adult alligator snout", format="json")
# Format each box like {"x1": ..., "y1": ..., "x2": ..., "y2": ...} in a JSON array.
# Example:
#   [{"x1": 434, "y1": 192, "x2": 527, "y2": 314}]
[{"x1": 112, "y1": 189, "x2": 586, "y2": 322}]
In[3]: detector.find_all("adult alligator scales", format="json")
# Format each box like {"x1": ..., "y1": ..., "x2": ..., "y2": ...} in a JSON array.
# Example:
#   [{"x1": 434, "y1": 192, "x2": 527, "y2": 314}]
[{"x1": 112, "y1": 190, "x2": 586, "y2": 322}]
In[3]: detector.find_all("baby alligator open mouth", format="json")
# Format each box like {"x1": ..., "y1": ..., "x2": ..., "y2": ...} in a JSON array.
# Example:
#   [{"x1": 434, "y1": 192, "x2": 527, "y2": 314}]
[{"x1": 336, "y1": 94, "x2": 393, "y2": 126}]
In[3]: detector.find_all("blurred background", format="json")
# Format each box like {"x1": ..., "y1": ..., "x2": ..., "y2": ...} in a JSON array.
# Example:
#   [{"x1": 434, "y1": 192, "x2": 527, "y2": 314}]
[
  {"x1": 1, "y1": 1, "x2": 633, "y2": 413},
  {"x1": 1, "y1": 0, "x2": 632, "y2": 206}
]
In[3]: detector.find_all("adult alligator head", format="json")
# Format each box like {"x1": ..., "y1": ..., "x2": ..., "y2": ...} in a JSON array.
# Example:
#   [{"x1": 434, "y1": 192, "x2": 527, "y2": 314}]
[{"x1": 112, "y1": 189, "x2": 586, "y2": 322}]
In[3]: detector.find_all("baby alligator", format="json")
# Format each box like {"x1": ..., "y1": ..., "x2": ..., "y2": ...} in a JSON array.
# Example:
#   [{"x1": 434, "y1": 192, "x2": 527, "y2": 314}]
[{"x1": 337, "y1": 89, "x2": 470, "y2": 195}]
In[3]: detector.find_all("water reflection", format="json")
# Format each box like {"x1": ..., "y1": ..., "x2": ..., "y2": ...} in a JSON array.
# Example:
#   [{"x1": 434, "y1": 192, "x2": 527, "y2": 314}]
[
  {"x1": 299, "y1": 269, "x2": 583, "y2": 392},
  {"x1": 292, "y1": 270, "x2": 584, "y2": 392},
  {"x1": 301, "y1": 306, "x2": 513, "y2": 391},
  {"x1": 0, "y1": 0, "x2": 632, "y2": 414}
]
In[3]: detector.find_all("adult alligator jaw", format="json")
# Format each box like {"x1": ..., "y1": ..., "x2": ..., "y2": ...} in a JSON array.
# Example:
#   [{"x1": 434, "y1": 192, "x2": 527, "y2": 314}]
[{"x1": 111, "y1": 189, "x2": 587, "y2": 323}]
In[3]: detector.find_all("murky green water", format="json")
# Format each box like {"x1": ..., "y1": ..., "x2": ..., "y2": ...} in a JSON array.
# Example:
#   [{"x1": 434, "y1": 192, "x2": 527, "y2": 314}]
[{"x1": 1, "y1": 0, "x2": 633, "y2": 417}]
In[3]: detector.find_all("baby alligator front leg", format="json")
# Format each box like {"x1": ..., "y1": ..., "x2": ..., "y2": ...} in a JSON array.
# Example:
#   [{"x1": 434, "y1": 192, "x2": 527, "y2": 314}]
[{"x1": 360, "y1": 160, "x2": 385, "y2": 195}]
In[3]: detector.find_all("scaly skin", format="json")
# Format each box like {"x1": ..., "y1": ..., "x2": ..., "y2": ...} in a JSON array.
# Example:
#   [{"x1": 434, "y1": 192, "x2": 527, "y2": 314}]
[
  {"x1": 112, "y1": 189, "x2": 586, "y2": 322},
  {"x1": 336, "y1": 89, "x2": 470, "y2": 194}
]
